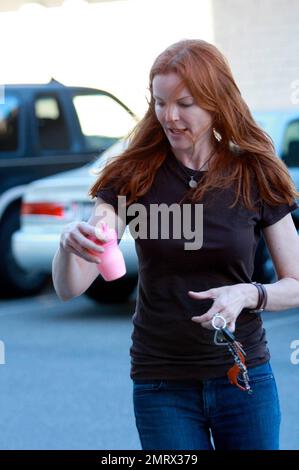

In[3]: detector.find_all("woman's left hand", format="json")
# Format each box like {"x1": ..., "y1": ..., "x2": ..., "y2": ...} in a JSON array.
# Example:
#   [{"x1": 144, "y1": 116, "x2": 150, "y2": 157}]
[{"x1": 188, "y1": 284, "x2": 257, "y2": 332}]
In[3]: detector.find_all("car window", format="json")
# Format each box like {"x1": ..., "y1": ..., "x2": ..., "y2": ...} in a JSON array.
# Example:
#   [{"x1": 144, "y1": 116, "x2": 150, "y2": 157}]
[
  {"x1": 73, "y1": 93, "x2": 136, "y2": 151},
  {"x1": 281, "y1": 119, "x2": 299, "y2": 167},
  {"x1": 35, "y1": 94, "x2": 70, "y2": 151},
  {"x1": 0, "y1": 95, "x2": 19, "y2": 152}
]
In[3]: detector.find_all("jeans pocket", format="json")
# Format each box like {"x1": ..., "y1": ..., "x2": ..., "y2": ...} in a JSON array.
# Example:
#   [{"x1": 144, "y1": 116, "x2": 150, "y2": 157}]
[
  {"x1": 240, "y1": 362, "x2": 274, "y2": 384},
  {"x1": 133, "y1": 380, "x2": 164, "y2": 395}
]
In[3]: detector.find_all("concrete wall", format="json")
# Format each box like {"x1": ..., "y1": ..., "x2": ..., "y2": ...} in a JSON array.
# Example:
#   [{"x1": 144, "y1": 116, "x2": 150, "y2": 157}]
[{"x1": 212, "y1": 0, "x2": 299, "y2": 110}]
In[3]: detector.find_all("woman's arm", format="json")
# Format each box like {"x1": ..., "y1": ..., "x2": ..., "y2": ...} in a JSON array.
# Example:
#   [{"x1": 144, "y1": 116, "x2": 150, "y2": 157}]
[
  {"x1": 189, "y1": 213, "x2": 299, "y2": 330},
  {"x1": 260, "y1": 212, "x2": 299, "y2": 310},
  {"x1": 52, "y1": 197, "x2": 126, "y2": 301}
]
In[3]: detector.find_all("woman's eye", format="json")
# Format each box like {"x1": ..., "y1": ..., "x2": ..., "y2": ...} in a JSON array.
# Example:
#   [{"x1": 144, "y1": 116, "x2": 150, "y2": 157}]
[{"x1": 154, "y1": 101, "x2": 192, "y2": 108}]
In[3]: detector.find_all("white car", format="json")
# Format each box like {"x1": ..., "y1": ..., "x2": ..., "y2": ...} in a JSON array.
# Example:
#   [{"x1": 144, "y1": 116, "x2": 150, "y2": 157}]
[{"x1": 12, "y1": 140, "x2": 138, "y2": 303}]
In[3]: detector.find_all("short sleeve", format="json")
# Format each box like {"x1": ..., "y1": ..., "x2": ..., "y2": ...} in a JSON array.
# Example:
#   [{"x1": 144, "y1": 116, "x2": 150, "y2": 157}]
[
  {"x1": 96, "y1": 186, "x2": 134, "y2": 226},
  {"x1": 96, "y1": 187, "x2": 119, "y2": 213},
  {"x1": 259, "y1": 200, "x2": 298, "y2": 228}
]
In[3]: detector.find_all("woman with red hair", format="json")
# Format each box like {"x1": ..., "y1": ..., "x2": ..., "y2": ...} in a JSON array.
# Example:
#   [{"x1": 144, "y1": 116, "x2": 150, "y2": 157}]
[{"x1": 53, "y1": 39, "x2": 299, "y2": 450}]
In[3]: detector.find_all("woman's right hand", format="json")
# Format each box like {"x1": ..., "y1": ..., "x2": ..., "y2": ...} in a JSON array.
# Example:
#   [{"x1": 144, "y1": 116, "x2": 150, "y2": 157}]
[{"x1": 59, "y1": 221, "x2": 108, "y2": 264}]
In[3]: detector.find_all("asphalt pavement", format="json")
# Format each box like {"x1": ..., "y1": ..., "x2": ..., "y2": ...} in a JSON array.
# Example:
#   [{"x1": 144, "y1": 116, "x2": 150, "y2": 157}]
[{"x1": 0, "y1": 285, "x2": 298, "y2": 450}]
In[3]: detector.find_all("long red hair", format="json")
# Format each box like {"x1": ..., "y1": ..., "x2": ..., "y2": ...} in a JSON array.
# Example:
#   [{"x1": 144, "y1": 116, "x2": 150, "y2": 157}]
[{"x1": 89, "y1": 39, "x2": 298, "y2": 209}]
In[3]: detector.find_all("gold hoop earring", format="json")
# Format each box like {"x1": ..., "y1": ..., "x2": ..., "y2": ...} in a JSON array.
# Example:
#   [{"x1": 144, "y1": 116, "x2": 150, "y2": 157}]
[{"x1": 213, "y1": 128, "x2": 222, "y2": 142}]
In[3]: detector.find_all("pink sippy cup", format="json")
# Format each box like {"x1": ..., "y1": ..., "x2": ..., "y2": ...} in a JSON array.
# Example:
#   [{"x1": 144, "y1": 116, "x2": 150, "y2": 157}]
[{"x1": 91, "y1": 222, "x2": 126, "y2": 281}]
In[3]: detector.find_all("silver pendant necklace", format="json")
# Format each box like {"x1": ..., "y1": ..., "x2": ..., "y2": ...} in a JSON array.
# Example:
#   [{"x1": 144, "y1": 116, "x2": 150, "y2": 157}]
[
  {"x1": 188, "y1": 176, "x2": 198, "y2": 188},
  {"x1": 176, "y1": 152, "x2": 215, "y2": 188}
]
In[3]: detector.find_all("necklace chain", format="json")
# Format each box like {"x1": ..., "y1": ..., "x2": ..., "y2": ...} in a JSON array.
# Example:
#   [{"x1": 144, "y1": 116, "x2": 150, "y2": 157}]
[{"x1": 175, "y1": 151, "x2": 216, "y2": 188}]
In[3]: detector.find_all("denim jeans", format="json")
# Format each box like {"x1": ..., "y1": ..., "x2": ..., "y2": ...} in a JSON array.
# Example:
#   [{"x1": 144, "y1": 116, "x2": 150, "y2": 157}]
[{"x1": 133, "y1": 362, "x2": 281, "y2": 450}]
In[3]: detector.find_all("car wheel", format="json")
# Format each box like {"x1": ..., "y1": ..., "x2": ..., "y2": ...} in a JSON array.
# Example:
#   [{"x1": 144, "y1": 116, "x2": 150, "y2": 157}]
[
  {"x1": 0, "y1": 207, "x2": 50, "y2": 298},
  {"x1": 85, "y1": 275, "x2": 138, "y2": 303}
]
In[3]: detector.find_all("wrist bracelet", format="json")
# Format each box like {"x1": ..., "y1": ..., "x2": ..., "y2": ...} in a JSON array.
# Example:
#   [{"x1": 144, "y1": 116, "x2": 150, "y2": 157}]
[
  {"x1": 259, "y1": 283, "x2": 268, "y2": 311},
  {"x1": 250, "y1": 282, "x2": 267, "y2": 313}
]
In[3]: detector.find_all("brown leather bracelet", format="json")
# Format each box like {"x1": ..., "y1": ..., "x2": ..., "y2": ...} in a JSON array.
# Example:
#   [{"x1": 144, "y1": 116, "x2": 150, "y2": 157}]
[
  {"x1": 250, "y1": 282, "x2": 266, "y2": 313},
  {"x1": 259, "y1": 283, "x2": 268, "y2": 310}
]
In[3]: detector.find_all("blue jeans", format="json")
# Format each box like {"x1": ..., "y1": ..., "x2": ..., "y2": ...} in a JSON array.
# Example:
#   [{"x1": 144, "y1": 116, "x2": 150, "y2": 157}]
[{"x1": 133, "y1": 362, "x2": 281, "y2": 450}]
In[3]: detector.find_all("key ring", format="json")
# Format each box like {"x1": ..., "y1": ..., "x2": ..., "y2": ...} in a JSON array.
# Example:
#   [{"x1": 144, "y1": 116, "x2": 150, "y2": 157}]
[
  {"x1": 211, "y1": 314, "x2": 252, "y2": 394},
  {"x1": 211, "y1": 313, "x2": 227, "y2": 330}
]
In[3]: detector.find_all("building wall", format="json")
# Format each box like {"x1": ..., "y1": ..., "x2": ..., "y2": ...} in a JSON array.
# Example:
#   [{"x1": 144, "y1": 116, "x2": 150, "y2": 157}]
[
  {"x1": 0, "y1": 0, "x2": 122, "y2": 11},
  {"x1": 212, "y1": 0, "x2": 299, "y2": 110}
]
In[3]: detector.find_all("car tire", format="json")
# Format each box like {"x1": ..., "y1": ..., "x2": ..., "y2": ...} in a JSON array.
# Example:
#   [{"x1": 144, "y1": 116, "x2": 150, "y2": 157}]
[
  {"x1": 85, "y1": 274, "x2": 138, "y2": 303},
  {"x1": 0, "y1": 207, "x2": 50, "y2": 298}
]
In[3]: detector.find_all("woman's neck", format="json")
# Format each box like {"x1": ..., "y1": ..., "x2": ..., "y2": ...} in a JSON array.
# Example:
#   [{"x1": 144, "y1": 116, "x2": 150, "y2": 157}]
[{"x1": 171, "y1": 144, "x2": 217, "y2": 171}]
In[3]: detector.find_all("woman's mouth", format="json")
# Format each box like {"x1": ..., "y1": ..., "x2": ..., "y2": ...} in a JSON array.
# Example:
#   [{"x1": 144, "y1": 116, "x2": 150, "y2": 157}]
[{"x1": 168, "y1": 128, "x2": 188, "y2": 136}]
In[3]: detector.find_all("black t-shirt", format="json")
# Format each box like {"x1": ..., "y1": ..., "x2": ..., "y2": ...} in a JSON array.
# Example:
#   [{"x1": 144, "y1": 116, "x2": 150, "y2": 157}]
[{"x1": 96, "y1": 151, "x2": 298, "y2": 380}]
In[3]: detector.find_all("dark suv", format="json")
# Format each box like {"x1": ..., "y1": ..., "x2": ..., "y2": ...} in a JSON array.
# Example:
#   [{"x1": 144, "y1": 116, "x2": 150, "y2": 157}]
[{"x1": 0, "y1": 79, "x2": 137, "y2": 297}]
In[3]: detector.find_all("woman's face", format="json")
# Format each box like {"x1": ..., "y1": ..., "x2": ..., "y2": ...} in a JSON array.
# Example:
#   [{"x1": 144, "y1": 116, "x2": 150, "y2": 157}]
[{"x1": 152, "y1": 72, "x2": 213, "y2": 152}]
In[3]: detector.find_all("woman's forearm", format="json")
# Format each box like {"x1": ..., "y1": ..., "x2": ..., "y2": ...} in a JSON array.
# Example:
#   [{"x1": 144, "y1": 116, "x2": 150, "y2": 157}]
[
  {"x1": 263, "y1": 277, "x2": 299, "y2": 311},
  {"x1": 241, "y1": 278, "x2": 299, "y2": 312},
  {"x1": 52, "y1": 245, "x2": 98, "y2": 301}
]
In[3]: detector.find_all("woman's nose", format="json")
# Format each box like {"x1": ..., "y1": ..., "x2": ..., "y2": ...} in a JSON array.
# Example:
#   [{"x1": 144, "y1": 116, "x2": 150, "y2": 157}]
[{"x1": 165, "y1": 104, "x2": 180, "y2": 122}]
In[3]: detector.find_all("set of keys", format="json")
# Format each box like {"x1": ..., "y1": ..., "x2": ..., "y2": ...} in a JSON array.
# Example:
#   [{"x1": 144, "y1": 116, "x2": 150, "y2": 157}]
[{"x1": 212, "y1": 314, "x2": 252, "y2": 394}]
